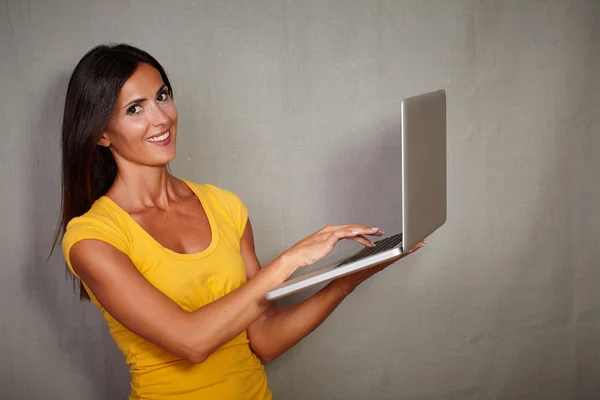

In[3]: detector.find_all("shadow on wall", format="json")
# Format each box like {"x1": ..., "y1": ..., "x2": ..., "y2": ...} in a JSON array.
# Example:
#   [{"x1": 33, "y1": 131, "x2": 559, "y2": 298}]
[
  {"x1": 265, "y1": 113, "x2": 423, "y2": 396},
  {"x1": 21, "y1": 73, "x2": 130, "y2": 399},
  {"x1": 480, "y1": 78, "x2": 585, "y2": 399},
  {"x1": 276, "y1": 114, "x2": 405, "y2": 307}
]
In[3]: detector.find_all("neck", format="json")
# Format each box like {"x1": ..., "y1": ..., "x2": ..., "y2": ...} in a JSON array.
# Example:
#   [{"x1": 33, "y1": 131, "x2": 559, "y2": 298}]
[{"x1": 108, "y1": 162, "x2": 182, "y2": 211}]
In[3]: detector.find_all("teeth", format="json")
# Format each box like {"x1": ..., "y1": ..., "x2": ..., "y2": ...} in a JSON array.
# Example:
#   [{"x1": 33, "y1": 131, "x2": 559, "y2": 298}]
[{"x1": 147, "y1": 131, "x2": 170, "y2": 142}]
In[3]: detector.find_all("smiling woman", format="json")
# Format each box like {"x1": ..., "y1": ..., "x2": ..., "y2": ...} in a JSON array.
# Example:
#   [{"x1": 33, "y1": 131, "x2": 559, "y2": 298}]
[
  {"x1": 104, "y1": 70, "x2": 175, "y2": 167},
  {"x1": 51, "y1": 43, "x2": 422, "y2": 400},
  {"x1": 102, "y1": 66, "x2": 177, "y2": 159}
]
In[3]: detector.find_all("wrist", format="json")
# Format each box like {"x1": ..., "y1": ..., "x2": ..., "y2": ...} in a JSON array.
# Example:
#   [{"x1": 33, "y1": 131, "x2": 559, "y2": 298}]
[
  {"x1": 327, "y1": 278, "x2": 355, "y2": 298},
  {"x1": 278, "y1": 252, "x2": 300, "y2": 275},
  {"x1": 265, "y1": 252, "x2": 298, "y2": 283}
]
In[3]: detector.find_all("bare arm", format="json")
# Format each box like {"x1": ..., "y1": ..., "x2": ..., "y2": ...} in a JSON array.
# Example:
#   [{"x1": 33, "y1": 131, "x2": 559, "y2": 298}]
[
  {"x1": 242, "y1": 221, "x2": 350, "y2": 361},
  {"x1": 247, "y1": 281, "x2": 351, "y2": 362},
  {"x1": 69, "y1": 238, "x2": 293, "y2": 363},
  {"x1": 68, "y1": 222, "x2": 379, "y2": 364},
  {"x1": 243, "y1": 222, "x2": 423, "y2": 362}
]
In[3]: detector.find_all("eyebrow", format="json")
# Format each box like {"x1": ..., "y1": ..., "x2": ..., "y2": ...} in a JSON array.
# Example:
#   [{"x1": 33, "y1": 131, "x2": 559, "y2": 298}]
[{"x1": 121, "y1": 84, "x2": 168, "y2": 109}]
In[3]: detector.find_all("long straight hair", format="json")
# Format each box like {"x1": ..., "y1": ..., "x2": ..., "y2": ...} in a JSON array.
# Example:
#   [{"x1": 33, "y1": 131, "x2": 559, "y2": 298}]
[{"x1": 51, "y1": 44, "x2": 173, "y2": 300}]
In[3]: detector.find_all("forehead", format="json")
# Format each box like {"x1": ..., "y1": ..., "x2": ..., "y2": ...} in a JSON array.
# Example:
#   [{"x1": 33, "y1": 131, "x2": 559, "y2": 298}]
[{"x1": 118, "y1": 63, "x2": 165, "y2": 100}]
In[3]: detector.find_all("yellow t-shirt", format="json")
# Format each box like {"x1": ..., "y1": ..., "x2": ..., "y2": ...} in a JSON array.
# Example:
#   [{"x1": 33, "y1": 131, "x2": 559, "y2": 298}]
[{"x1": 62, "y1": 180, "x2": 272, "y2": 400}]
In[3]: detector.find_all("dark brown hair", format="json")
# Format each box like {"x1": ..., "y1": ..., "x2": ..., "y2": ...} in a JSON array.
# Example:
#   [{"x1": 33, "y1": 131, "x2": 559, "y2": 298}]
[{"x1": 51, "y1": 43, "x2": 173, "y2": 300}]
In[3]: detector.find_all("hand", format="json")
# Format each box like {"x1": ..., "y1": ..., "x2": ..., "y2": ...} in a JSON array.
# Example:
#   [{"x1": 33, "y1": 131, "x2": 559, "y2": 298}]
[
  {"x1": 280, "y1": 224, "x2": 384, "y2": 270},
  {"x1": 331, "y1": 241, "x2": 425, "y2": 296}
]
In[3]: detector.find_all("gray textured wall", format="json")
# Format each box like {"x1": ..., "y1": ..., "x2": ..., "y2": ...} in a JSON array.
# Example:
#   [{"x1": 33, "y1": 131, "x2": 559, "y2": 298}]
[{"x1": 1, "y1": 1, "x2": 599, "y2": 399}]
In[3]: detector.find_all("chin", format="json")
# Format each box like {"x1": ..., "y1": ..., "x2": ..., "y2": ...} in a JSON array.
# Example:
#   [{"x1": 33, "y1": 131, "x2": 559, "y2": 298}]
[
  {"x1": 162, "y1": 151, "x2": 177, "y2": 165},
  {"x1": 151, "y1": 150, "x2": 176, "y2": 166}
]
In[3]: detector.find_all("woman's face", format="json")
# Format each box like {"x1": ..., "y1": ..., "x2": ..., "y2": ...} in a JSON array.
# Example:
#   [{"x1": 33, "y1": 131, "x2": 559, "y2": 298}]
[{"x1": 99, "y1": 62, "x2": 178, "y2": 168}]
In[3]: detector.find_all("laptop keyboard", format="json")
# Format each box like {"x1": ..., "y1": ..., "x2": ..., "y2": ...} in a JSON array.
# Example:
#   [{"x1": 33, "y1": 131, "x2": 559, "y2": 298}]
[{"x1": 336, "y1": 232, "x2": 403, "y2": 268}]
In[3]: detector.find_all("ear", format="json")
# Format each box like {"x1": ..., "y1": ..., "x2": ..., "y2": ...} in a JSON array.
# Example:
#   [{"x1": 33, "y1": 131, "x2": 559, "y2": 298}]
[{"x1": 97, "y1": 132, "x2": 111, "y2": 147}]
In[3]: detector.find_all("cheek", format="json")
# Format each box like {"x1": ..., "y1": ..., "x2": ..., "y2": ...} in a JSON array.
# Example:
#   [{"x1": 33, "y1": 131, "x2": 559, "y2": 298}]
[
  {"x1": 111, "y1": 118, "x2": 149, "y2": 147},
  {"x1": 129, "y1": 119, "x2": 151, "y2": 139},
  {"x1": 165, "y1": 103, "x2": 178, "y2": 124}
]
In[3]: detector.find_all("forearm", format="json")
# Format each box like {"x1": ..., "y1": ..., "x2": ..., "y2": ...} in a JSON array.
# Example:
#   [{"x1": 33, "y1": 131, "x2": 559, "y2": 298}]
[
  {"x1": 251, "y1": 280, "x2": 350, "y2": 361},
  {"x1": 183, "y1": 256, "x2": 294, "y2": 362}
]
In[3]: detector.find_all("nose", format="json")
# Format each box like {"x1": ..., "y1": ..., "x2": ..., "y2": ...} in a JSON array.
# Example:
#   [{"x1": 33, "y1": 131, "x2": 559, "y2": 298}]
[{"x1": 150, "y1": 103, "x2": 170, "y2": 127}]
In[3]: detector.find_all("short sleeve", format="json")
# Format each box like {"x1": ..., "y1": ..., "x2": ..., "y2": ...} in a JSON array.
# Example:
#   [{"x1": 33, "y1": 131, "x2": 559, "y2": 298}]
[
  {"x1": 203, "y1": 184, "x2": 249, "y2": 239},
  {"x1": 226, "y1": 190, "x2": 249, "y2": 238},
  {"x1": 62, "y1": 215, "x2": 130, "y2": 277}
]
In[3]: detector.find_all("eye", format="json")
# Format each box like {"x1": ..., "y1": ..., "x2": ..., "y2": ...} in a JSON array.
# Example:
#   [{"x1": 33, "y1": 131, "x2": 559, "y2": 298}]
[
  {"x1": 157, "y1": 91, "x2": 169, "y2": 102},
  {"x1": 127, "y1": 105, "x2": 142, "y2": 115}
]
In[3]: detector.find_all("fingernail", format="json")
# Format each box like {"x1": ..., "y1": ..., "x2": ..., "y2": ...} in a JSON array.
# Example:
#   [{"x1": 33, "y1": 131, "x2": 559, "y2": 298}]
[{"x1": 372, "y1": 227, "x2": 380, "y2": 231}]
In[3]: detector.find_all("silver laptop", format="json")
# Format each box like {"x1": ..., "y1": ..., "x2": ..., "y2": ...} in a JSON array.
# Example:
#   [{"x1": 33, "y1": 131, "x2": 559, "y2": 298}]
[{"x1": 265, "y1": 89, "x2": 447, "y2": 301}]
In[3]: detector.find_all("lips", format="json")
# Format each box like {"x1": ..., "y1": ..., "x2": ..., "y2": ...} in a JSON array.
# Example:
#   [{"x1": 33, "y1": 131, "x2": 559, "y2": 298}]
[{"x1": 146, "y1": 131, "x2": 170, "y2": 143}]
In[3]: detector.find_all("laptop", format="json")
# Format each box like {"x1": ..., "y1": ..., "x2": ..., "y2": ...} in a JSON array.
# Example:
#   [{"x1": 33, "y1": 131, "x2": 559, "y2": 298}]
[{"x1": 265, "y1": 89, "x2": 447, "y2": 301}]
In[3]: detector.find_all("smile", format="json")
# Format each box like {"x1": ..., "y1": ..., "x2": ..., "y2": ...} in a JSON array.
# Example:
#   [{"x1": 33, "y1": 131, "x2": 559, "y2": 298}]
[{"x1": 147, "y1": 131, "x2": 170, "y2": 143}]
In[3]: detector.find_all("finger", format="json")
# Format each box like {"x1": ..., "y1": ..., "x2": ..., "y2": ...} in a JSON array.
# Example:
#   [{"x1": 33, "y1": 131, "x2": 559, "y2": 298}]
[
  {"x1": 322, "y1": 224, "x2": 383, "y2": 236},
  {"x1": 407, "y1": 241, "x2": 425, "y2": 254},
  {"x1": 331, "y1": 228, "x2": 361, "y2": 241},
  {"x1": 348, "y1": 235, "x2": 375, "y2": 247},
  {"x1": 329, "y1": 228, "x2": 378, "y2": 249},
  {"x1": 334, "y1": 226, "x2": 382, "y2": 239},
  {"x1": 328, "y1": 227, "x2": 354, "y2": 242},
  {"x1": 413, "y1": 241, "x2": 425, "y2": 250},
  {"x1": 320, "y1": 224, "x2": 342, "y2": 233},
  {"x1": 325, "y1": 228, "x2": 366, "y2": 248},
  {"x1": 347, "y1": 225, "x2": 384, "y2": 236}
]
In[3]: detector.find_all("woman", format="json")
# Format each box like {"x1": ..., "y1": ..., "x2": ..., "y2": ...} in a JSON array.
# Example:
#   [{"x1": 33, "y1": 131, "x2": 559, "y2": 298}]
[{"x1": 54, "y1": 43, "x2": 423, "y2": 400}]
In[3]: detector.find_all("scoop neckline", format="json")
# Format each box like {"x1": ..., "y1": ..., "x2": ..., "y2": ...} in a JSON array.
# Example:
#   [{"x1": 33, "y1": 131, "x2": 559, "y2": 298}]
[{"x1": 99, "y1": 179, "x2": 219, "y2": 260}]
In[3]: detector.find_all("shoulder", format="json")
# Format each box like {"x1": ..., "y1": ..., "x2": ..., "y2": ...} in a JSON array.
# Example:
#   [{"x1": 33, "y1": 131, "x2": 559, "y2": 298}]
[
  {"x1": 202, "y1": 183, "x2": 244, "y2": 205},
  {"x1": 66, "y1": 197, "x2": 128, "y2": 230},
  {"x1": 185, "y1": 180, "x2": 249, "y2": 238},
  {"x1": 184, "y1": 180, "x2": 245, "y2": 209},
  {"x1": 62, "y1": 198, "x2": 131, "y2": 276}
]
